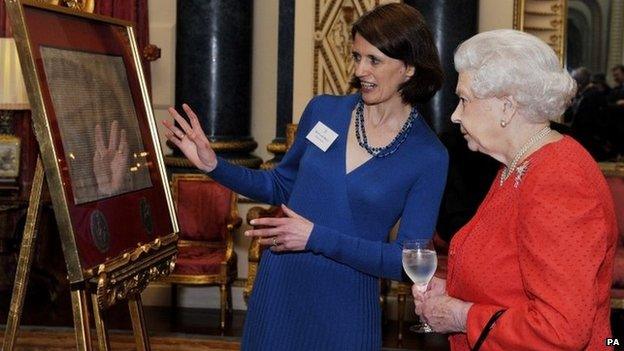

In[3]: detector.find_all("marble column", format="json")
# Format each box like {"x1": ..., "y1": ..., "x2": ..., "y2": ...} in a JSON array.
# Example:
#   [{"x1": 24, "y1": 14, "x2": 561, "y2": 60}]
[
  {"x1": 405, "y1": 0, "x2": 499, "y2": 241},
  {"x1": 262, "y1": 0, "x2": 295, "y2": 170},
  {"x1": 404, "y1": 0, "x2": 476, "y2": 135},
  {"x1": 168, "y1": 0, "x2": 261, "y2": 170}
]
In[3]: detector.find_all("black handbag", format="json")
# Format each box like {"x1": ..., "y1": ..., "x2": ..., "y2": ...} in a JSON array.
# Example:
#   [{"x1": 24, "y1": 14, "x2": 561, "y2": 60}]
[{"x1": 471, "y1": 309, "x2": 506, "y2": 351}]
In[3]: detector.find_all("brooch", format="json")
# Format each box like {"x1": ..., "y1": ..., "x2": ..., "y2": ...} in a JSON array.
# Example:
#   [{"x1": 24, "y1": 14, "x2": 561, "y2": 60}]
[{"x1": 514, "y1": 162, "x2": 530, "y2": 188}]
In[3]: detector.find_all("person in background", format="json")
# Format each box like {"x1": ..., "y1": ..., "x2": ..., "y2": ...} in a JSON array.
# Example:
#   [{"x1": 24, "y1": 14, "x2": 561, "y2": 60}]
[
  {"x1": 609, "y1": 64, "x2": 624, "y2": 106},
  {"x1": 414, "y1": 29, "x2": 617, "y2": 351},
  {"x1": 591, "y1": 72, "x2": 611, "y2": 96},
  {"x1": 164, "y1": 3, "x2": 448, "y2": 350},
  {"x1": 567, "y1": 67, "x2": 613, "y2": 160}
]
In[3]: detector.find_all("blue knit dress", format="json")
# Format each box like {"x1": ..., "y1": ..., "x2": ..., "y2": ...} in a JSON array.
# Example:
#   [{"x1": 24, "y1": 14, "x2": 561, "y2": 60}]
[{"x1": 208, "y1": 94, "x2": 448, "y2": 350}]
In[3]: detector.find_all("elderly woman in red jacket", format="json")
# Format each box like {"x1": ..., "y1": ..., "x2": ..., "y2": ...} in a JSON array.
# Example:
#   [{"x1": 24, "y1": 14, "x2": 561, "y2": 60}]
[{"x1": 414, "y1": 29, "x2": 618, "y2": 351}]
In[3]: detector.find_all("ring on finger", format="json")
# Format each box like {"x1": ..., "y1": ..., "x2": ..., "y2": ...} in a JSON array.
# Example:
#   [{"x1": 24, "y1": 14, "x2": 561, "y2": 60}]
[{"x1": 272, "y1": 237, "x2": 278, "y2": 247}]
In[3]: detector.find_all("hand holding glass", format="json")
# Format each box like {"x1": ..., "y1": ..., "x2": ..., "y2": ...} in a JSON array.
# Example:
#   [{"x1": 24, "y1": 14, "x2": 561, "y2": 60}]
[{"x1": 402, "y1": 239, "x2": 437, "y2": 333}]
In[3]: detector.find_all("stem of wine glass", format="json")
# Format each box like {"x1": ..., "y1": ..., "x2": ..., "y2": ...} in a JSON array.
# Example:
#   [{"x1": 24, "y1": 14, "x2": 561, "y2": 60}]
[{"x1": 415, "y1": 283, "x2": 427, "y2": 293}]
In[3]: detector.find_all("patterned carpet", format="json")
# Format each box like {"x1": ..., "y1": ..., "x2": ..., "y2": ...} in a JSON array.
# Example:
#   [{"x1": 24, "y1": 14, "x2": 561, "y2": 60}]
[{"x1": 0, "y1": 327, "x2": 241, "y2": 351}]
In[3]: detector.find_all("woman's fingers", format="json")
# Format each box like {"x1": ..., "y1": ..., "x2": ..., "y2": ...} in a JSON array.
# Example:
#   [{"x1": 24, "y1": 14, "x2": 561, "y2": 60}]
[
  {"x1": 165, "y1": 131, "x2": 182, "y2": 147},
  {"x1": 182, "y1": 103, "x2": 198, "y2": 118},
  {"x1": 162, "y1": 117, "x2": 187, "y2": 140},
  {"x1": 186, "y1": 105, "x2": 211, "y2": 144},
  {"x1": 249, "y1": 217, "x2": 289, "y2": 227},
  {"x1": 245, "y1": 227, "x2": 282, "y2": 238},
  {"x1": 259, "y1": 236, "x2": 281, "y2": 247},
  {"x1": 166, "y1": 107, "x2": 193, "y2": 136}
]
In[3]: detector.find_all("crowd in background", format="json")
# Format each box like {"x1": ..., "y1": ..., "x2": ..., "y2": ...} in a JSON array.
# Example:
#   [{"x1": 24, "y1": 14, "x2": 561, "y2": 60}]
[{"x1": 565, "y1": 64, "x2": 624, "y2": 161}]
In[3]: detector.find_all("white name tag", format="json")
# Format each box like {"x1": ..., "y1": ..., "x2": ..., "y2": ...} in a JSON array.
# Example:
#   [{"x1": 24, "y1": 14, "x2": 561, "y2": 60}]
[{"x1": 306, "y1": 121, "x2": 339, "y2": 152}]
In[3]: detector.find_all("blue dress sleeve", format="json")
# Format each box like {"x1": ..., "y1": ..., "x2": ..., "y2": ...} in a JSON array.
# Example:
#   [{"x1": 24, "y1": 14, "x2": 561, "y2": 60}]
[
  {"x1": 207, "y1": 97, "x2": 318, "y2": 205},
  {"x1": 305, "y1": 150, "x2": 448, "y2": 280}
]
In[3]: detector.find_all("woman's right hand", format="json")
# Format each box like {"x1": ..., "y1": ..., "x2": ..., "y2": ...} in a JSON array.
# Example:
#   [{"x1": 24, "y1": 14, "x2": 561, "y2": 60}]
[
  {"x1": 413, "y1": 276, "x2": 447, "y2": 316},
  {"x1": 163, "y1": 104, "x2": 218, "y2": 173}
]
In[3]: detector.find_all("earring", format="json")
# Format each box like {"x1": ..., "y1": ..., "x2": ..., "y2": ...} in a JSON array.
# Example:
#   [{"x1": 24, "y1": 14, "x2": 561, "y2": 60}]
[{"x1": 500, "y1": 120, "x2": 507, "y2": 128}]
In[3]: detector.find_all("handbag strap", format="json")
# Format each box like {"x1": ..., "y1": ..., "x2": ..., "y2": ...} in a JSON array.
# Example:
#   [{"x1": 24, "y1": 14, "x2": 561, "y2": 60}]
[{"x1": 471, "y1": 309, "x2": 506, "y2": 351}]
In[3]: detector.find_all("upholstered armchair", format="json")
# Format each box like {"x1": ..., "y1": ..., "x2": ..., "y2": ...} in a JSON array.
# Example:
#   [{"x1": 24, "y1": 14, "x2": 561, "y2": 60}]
[
  {"x1": 162, "y1": 173, "x2": 241, "y2": 329},
  {"x1": 607, "y1": 176, "x2": 624, "y2": 309}
]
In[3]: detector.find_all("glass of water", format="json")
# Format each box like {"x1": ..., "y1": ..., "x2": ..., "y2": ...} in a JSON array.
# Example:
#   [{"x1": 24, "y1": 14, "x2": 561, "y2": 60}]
[{"x1": 402, "y1": 239, "x2": 437, "y2": 333}]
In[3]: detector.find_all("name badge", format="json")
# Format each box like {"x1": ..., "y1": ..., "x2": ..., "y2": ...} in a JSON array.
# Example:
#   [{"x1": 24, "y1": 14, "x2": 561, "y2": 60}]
[{"x1": 306, "y1": 121, "x2": 338, "y2": 152}]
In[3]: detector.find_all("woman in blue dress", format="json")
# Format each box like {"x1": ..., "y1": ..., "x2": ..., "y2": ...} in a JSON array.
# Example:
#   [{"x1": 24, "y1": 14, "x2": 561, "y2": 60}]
[{"x1": 163, "y1": 3, "x2": 448, "y2": 350}]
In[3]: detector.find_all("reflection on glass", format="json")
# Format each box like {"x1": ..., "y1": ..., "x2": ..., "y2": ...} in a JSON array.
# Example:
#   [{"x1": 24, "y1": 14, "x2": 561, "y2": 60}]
[{"x1": 40, "y1": 46, "x2": 152, "y2": 204}]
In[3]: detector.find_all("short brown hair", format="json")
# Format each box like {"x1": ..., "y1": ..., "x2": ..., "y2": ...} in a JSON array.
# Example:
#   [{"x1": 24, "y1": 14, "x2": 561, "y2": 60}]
[{"x1": 350, "y1": 3, "x2": 443, "y2": 105}]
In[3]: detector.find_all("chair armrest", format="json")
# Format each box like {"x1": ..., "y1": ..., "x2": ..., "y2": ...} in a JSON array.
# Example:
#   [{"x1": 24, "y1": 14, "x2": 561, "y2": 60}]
[
  {"x1": 246, "y1": 205, "x2": 283, "y2": 224},
  {"x1": 224, "y1": 193, "x2": 242, "y2": 263}
]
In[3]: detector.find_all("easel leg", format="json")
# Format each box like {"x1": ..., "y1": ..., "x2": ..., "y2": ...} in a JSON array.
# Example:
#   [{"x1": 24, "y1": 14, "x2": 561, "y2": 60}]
[
  {"x1": 128, "y1": 294, "x2": 151, "y2": 351},
  {"x1": 71, "y1": 289, "x2": 93, "y2": 351},
  {"x1": 2, "y1": 158, "x2": 44, "y2": 351},
  {"x1": 91, "y1": 293, "x2": 110, "y2": 351}
]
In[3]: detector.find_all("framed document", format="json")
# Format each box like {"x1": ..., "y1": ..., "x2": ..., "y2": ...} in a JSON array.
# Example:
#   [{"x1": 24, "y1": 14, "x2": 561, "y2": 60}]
[{"x1": 6, "y1": 0, "x2": 178, "y2": 284}]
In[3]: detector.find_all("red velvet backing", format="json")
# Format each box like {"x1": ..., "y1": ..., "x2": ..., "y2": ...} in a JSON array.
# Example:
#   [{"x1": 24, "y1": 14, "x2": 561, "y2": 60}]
[{"x1": 176, "y1": 179, "x2": 231, "y2": 242}]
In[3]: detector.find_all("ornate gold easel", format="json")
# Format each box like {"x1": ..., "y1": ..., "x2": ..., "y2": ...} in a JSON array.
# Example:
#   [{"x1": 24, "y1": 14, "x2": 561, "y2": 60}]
[
  {"x1": 2, "y1": 1, "x2": 179, "y2": 349},
  {"x1": 2, "y1": 158, "x2": 177, "y2": 351}
]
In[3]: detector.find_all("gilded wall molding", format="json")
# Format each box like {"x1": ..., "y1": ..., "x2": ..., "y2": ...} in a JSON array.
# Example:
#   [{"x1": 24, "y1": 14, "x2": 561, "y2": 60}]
[
  {"x1": 606, "y1": 0, "x2": 624, "y2": 75},
  {"x1": 513, "y1": 0, "x2": 567, "y2": 64}
]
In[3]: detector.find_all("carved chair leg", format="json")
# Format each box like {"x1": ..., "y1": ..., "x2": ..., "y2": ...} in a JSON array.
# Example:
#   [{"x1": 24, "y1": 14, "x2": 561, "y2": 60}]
[
  {"x1": 227, "y1": 283, "x2": 233, "y2": 313},
  {"x1": 220, "y1": 284, "x2": 227, "y2": 330}
]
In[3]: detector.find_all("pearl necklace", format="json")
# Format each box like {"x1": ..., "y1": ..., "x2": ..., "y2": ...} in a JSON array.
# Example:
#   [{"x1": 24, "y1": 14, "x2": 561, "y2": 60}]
[{"x1": 499, "y1": 125, "x2": 551, "y2": 186}]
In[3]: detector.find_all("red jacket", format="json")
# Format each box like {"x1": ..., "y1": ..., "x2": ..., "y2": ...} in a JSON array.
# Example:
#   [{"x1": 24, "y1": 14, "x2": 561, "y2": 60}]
[{"x1": 447, "y1": 136, "x2": 617, "y2": 351}]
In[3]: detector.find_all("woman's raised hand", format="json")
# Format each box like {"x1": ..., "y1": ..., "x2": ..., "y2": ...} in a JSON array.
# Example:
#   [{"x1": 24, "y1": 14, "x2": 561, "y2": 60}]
[{"x1": 163, "y1": 104, "x2": 218, "y2": 173}]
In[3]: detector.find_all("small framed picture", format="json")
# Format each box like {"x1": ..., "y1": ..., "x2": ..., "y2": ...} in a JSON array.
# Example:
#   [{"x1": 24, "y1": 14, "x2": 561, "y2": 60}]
[{"x1": 0, "y1": 135, "x2": 20, "y2": 179}]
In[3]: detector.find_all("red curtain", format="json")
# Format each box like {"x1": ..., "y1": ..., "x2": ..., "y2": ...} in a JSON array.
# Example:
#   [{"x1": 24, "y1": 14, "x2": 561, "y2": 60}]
[
  {"x1": 0, "y1": 1, "x2": 9, "y2": 37},
  {"x1": 1, "y1": 1, "x2": 149, "y2": 42},
  {"x1": 94, "y1": 0, "x2": 151, "y2": 81},
  {"x1": 1, "y1": 0, "x2": 151, "y2": 80},
  {"x1": 94, "y1": 0, "x2": 150, "y2": 58}
]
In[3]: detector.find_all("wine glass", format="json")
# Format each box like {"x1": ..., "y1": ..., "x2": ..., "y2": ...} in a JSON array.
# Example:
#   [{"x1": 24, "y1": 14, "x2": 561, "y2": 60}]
[{"x1": 402, "y1": 238, "x2": 437, "y2": 333}]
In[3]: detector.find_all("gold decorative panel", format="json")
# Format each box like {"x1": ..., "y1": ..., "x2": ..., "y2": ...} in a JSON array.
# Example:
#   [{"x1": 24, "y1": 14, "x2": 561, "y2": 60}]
[
  {"x1": 513, "y1": 0, "x2": 567, "y2": 64},
  {"x1": 313, "y1": 0, "x2": 400, "y2": 95}
]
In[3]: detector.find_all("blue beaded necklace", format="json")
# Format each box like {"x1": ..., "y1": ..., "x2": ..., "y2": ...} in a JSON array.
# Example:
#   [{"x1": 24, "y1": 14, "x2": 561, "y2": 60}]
[{"x1": 354, "y1": 99, "x2": 417, "y2": 158}]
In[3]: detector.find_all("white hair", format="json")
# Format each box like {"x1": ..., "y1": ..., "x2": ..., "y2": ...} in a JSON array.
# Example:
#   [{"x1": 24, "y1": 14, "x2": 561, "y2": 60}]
[{"x1": 454, "y1": 29, "x2": 577, "y2": 122}]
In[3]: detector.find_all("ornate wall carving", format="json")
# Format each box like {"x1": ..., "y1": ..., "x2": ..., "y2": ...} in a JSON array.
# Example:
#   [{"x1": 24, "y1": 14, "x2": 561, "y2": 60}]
[
  {"x1": 513, "y1": 0, "x2": 567, "y2": 63},
  {"x1": 313, "y1": 0, "x2": 400, "y2": 95}
]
